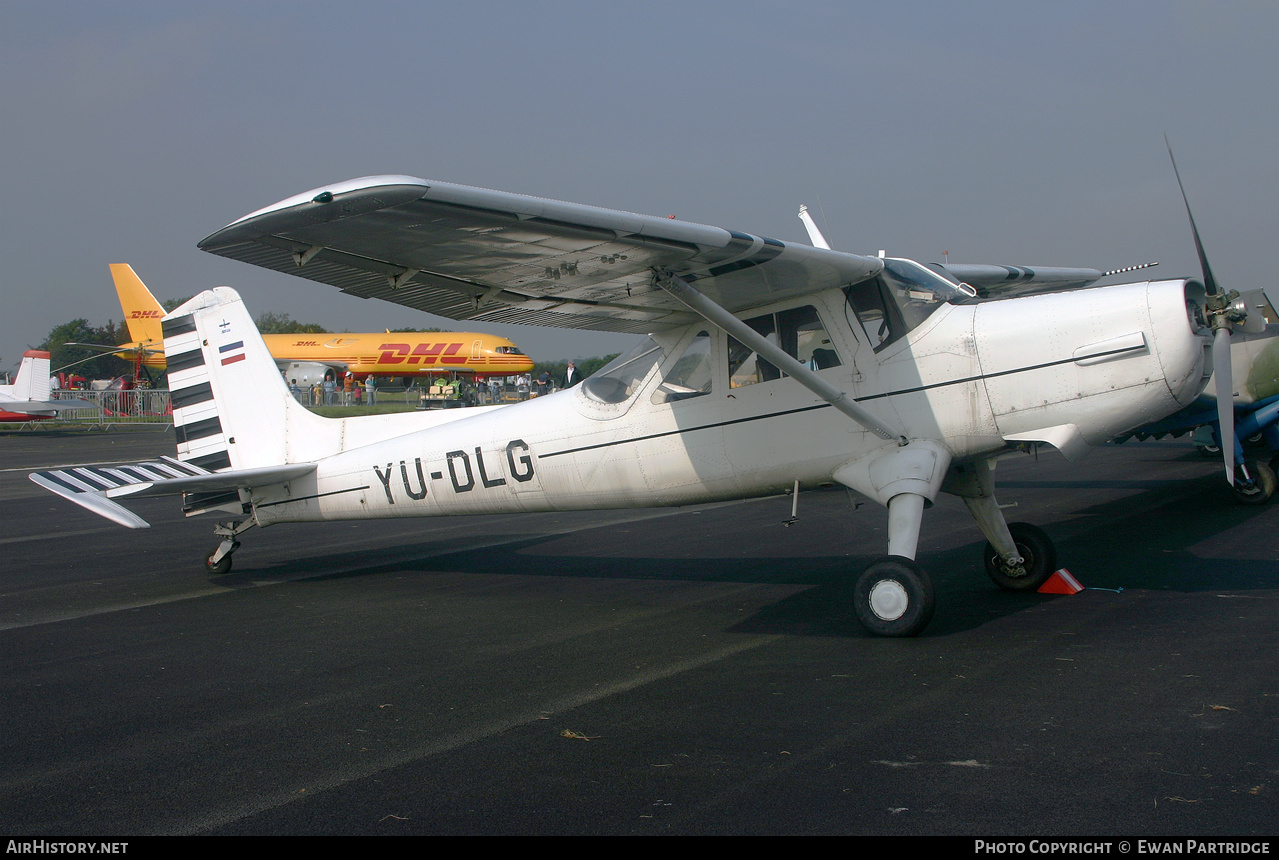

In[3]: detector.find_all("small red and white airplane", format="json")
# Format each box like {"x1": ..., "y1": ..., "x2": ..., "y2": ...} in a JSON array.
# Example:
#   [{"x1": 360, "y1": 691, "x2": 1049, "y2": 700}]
[
  {"x1": 30, "y1": 162, "x2": 1257, "y2": 636},
  {"x1": 1, "y1": 350, "x2": 93, "y2": 422}
]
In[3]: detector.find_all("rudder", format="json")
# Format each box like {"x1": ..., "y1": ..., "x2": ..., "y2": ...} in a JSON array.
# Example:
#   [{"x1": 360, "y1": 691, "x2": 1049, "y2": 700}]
[
  {"x1": 111, "y1": 264, "x2": 166, "y2": 348},
  {"x1": 10, "y1": 351, "x2": 52, "y2": 402},
  {"x1": 164, "y1": 288, "x2": 325, "y2": 472}
]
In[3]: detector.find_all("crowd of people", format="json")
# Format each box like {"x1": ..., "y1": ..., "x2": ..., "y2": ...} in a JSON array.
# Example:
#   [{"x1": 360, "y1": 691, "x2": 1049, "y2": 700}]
[
  {"x1": 284, "y1": 361, "x2": 582, "y2": 409},
  {"x1": 287, "y1": 374, "x2": 377, "y2": 406}
]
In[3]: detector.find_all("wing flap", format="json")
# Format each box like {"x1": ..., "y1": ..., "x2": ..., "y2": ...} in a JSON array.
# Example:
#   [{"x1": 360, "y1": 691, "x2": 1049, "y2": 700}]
[{"x1": 199, "y1": 175, "x2": 884, "y2": 332}]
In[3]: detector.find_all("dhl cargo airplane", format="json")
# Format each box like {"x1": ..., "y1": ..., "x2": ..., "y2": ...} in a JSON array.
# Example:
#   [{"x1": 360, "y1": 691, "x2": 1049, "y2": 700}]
[{"x1": 105, "y1": 264, "x2": 535, "y2": 382}]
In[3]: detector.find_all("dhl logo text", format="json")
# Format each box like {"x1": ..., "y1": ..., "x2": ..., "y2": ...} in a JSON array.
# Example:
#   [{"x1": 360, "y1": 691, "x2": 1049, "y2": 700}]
[{"x1": 377, "y1": 342, "x2": 468, "y2": 365}]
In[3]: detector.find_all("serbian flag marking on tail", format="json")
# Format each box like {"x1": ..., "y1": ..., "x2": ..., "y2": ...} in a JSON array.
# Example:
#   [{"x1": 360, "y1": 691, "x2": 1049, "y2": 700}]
[{"x1": 219, "y1": 341, "x2": 246, "y2": 365}]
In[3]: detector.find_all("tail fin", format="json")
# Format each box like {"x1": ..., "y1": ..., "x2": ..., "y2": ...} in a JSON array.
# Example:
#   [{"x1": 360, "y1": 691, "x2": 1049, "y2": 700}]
[
  {"x1": 163, "y1": 288, "x2": 328, "y2": 472},
  {"x1": 111, "y1": 264, "x2": 166, "y2": 348},
  {"x1": 9, "y1": 350, "x2": 52, "y2": 402}
]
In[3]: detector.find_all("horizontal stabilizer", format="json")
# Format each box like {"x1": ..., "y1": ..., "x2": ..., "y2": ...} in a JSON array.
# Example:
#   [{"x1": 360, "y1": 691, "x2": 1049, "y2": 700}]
[
  {"x1": 106, "y1": 462, "x2": 316, "y2": 499},
  {"x1": 2, "y1": 398, "x2": 95, "y2": 415},
  {"x1": 29, "y1": 456, "x2": 315, "y2": 529}
]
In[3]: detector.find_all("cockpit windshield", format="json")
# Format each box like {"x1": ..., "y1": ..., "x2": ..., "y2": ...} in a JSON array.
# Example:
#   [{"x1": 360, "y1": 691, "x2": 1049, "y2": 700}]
[
  {"x1": 883, "y1": 258, "x2": 974, "y2": 320},
  {"x1": 845, "y1": 258, "x2": 974, "y2": 351}
]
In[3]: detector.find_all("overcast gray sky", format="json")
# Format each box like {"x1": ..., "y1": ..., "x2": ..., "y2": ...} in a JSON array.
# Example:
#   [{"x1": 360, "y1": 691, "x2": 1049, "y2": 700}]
[{"x1": 3, "y1": 0, "x2": 1278, "y2": 371}]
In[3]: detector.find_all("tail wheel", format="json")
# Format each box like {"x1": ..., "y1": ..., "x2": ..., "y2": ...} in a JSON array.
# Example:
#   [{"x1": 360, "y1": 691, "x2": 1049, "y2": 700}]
[
  {"x1": 204, "y1": 541, "x2": 239, "y2": 575},
  {"x1": 1231, "y1": 460, "x2": 1276, "y2": 506},
  {"x1": 983, "y1": 522, "x2": 1057, "y2": 591},
  {"x1": 853, "y1": 556, "x2": 935, "y2": 638}
]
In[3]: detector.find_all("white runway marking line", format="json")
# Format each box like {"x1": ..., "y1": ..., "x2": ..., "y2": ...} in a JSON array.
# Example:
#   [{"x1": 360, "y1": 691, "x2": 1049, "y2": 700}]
[{"x1": 0, "y1": 527, "x2": 113, "y2": 544}]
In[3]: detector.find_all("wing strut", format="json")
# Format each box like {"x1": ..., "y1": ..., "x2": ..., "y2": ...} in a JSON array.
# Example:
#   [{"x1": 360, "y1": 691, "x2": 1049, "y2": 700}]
[{"x1": 651, "y1": 269, "x2": 907, "y2": 445}]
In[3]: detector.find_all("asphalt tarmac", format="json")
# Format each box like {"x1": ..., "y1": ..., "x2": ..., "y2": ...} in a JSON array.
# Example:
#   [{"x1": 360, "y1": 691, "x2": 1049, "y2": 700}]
[{"x1": 1, "y1": 427, "x2": 1276, "y2": 836}]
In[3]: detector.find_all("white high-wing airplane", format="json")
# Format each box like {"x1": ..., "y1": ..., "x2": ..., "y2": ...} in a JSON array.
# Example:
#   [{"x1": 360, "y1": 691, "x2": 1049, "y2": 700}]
[
  {"x1": 1, "y1": 350, "x2": 94, "y2": 421},
  {"x1": 29, "y1": 171, "x2": 1258, "y2": 636}
]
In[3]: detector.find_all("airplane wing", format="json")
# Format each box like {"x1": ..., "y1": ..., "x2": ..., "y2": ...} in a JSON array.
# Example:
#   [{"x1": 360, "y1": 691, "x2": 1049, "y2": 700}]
[
  {"x1": 933, "y1": 263, "x2": 1106, "y2": 297},
  {"x1": 198, "y1": 176, "x2": 885, "y2": 333},
  {"x1": 29, "y1": 456, "x2": 315, "y2": 528},
  {"x1": 931, "y1": 261, "x2": 1167, "y2": 300}
]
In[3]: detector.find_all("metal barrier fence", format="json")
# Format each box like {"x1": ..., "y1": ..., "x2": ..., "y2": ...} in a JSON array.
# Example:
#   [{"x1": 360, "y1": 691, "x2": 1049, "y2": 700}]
[
  {"x1": 23, "y1": 384, "x2": 534, "y2": 429},
  {"x1": 48, "y1": 389, "x2": 173, "y2": 426}
]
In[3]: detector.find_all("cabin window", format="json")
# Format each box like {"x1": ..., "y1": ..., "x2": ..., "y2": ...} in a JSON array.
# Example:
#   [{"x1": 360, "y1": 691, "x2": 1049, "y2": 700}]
[
  {"x1": 728, "y1": 305, "x2": 840, "y2": 388},
  {"x1": 652, "y1": 330, "x2": 713, "y2": 404},
  {"x1": 581, "y1": 337, "x2": 665, "y2": 404}
]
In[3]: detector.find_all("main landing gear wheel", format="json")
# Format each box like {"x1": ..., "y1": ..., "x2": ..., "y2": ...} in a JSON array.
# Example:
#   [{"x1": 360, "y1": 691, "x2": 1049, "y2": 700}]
[
  {"x1": 204, "y1": 541, "x2": 240, "y2": 575},
  {"x1": 983, "y1": 522, "x2": 1057, "y2": 592},
  {"x1": 853, "y1": 556, "x2": 935, "y2": 638},
  {"x1": 1231, "y1": 460, "x2": 1276, "y2": 506}
]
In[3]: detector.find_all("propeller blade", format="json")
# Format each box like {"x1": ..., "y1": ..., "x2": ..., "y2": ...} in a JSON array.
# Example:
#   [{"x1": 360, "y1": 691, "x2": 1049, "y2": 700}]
[
  {"x1": 1166, "y1": 134, "x2": 1221, "y2": 297},
  {"x1": 1212, "y1": 327, "x2": 1236, "y2": 484}
]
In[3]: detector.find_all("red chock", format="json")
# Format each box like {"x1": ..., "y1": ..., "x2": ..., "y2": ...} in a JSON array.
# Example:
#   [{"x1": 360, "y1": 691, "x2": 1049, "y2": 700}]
[{"x1": 1039, "y1": 568, "x2": 1084, "y2": 595}]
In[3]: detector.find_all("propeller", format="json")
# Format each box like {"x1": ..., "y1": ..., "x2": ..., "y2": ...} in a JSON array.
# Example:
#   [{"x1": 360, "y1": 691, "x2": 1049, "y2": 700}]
[
  {"x1": 1166, "y1": 136, "x2": 1259, "y2": 486},
  {"x1": 54, "y1": 341, "x2": 162, "y2": 375}
]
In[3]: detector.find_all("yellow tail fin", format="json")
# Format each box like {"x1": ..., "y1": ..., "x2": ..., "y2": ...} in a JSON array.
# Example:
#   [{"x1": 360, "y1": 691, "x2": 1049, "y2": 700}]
[{"x1": 110, "y1": 264, "x2": 166, "y2": 347}]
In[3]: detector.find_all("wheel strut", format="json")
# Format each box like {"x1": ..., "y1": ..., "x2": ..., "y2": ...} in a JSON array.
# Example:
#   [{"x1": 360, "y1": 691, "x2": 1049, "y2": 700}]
[{"x1": 205, "y1": 519, "x2": 256, "y2": 575}]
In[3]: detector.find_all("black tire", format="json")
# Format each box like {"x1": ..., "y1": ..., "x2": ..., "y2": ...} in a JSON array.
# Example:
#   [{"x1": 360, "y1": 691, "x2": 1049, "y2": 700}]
[
  {"x1": 983, "y1": 522, "x2": 1057, "y2": 591},
  {"x1": 204, "y1": 545, "x2": 236, "y2": 575},
  {"x1": 1232, "y1": 460, "x2": 1276, "y2": 505},
  {"x1": 1196, "y1": 443, "x2": 1221, "y2": 458},
  {"x1": 853, "y1": 556, "x2": 935, "y2": 637}
]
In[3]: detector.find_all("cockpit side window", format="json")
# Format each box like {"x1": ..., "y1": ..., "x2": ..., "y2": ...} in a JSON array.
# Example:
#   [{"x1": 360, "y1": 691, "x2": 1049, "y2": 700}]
[
  {"x1": 728, "y1": 305, "x2": 840, "y2": 388},
  {"x1": 651, "y1": 330, "x2": 713, "y2": 404},
  {"x1": 845, "y1": 276, "x2": 901, "y2": 351},
  {"x1": 778, "y1": 305, "x2": 842, "y2": 370},
  {"x1": 728, "y1": 314, "x2": 780, "y2": 388}
]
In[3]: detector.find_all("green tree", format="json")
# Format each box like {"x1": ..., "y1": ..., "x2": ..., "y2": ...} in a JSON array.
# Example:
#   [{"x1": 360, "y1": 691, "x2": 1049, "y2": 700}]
[
  {"x1": 39, "y1": 318, "x2": 131, "y2": 380},
  {"x1": 253, "y1": 311, "x2": 327, "y2": 334}
]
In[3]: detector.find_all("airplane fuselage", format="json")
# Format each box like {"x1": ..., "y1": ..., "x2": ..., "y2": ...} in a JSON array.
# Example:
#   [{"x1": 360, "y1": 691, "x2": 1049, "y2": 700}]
[
  {"x1": 234, "y1": 277, "x2": 1207, "y2": 527},
  {"x1": 116, "y1": 332, "x2": 534, "y2": 378},
  {"x1": 264, "y1": 332, "x2": 534, "y2": 379}
]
